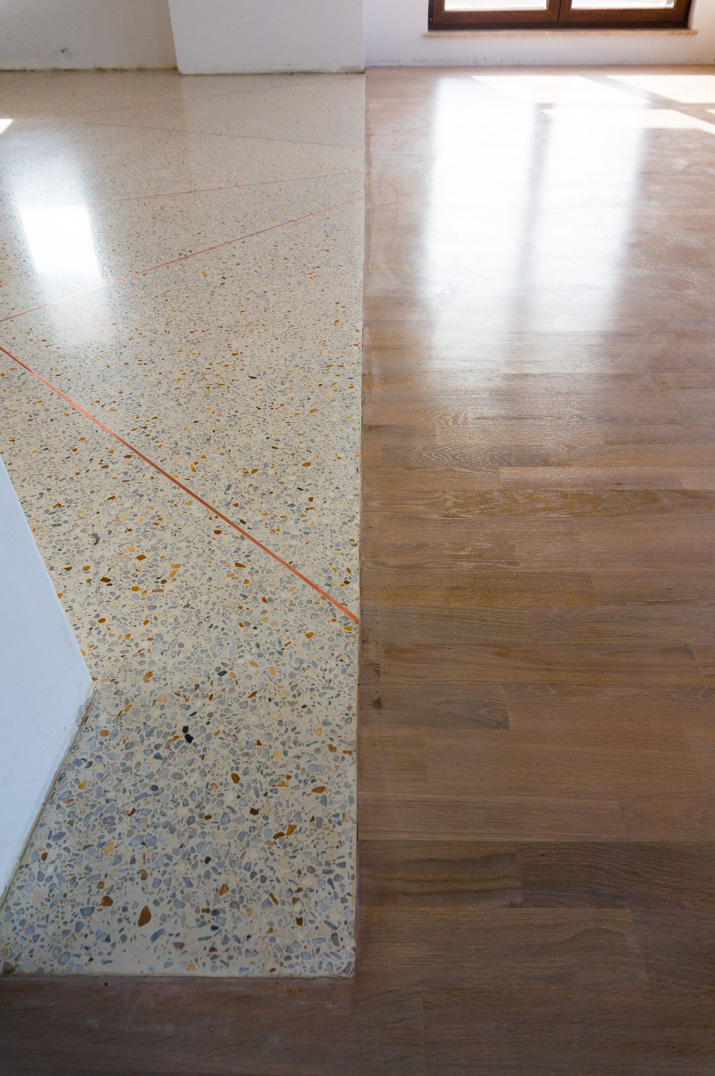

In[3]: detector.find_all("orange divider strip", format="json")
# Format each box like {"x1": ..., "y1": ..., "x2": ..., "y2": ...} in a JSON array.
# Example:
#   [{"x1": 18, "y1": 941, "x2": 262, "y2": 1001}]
[
  {"x1": 0, "y1": 171, "x2": 363, "y2": 216},
  {"x1": 0, "y1": 195, "x2": 363, "y2": 325},
  {"x1": 71, "y1": 116, "x2": 357, "y2": 151},
  {"x1": 0, "y1": 342, "x2": 359, "y2": 625}
]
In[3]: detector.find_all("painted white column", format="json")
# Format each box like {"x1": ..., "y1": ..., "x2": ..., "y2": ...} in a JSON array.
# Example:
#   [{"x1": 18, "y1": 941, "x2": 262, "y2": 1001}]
[
  {"x1": 169, "y1": 0, "x2": 364, "y2": 73},
  {"x1": 0, "y1": 456, "x2": 92, "y2": 902}
]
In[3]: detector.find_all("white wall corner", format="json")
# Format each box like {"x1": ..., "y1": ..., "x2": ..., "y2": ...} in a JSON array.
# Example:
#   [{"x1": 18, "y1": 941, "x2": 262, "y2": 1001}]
[{"x1": 0, "y1": 456, "x2": 93, "y2": 905}]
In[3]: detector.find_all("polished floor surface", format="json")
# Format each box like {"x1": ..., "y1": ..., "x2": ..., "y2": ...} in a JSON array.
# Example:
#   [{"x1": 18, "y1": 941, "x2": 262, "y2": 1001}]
[
  {"x1": 3, "y1": 64, "x2": 715, "y2": 1073},
  {"x1": 0, "y1": 71, "x2": 363, "y2": 977},
  {"x1": 359, "y1": 66, "x2": 715, "y2": 1074}
]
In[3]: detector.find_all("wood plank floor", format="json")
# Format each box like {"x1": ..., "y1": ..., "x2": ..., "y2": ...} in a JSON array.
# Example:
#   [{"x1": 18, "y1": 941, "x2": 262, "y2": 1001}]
[
  {"x1": 3, "y1": 66, "x2": 715, "y2": 1074},
  {"x1": 358, "y1": 66, "x2": 715, "y2": 1075}
]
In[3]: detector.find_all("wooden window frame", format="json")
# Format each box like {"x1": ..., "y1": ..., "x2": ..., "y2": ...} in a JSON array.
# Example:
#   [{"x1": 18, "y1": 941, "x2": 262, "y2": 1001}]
[{"x1": 428, "y1": 0, "x2": 691, "y2": 31}]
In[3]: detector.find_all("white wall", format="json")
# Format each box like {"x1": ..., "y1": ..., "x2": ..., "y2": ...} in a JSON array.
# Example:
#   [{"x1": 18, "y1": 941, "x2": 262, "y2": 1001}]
[
  {"x1": 2, "y1": 0, "x2": 712, "y2": 73},
  {"x1": 0, "y1": 457, "x2": 92, "y2": 903},
  {"x1": 169, "y1": 0, "x2": 363, "y2": 73},
  {"x1": 365, "y1": 0, "x2": 715, "y2": 66},
  {"x1": 0, "y1": 0, "x2": 177, "y2": 70}
]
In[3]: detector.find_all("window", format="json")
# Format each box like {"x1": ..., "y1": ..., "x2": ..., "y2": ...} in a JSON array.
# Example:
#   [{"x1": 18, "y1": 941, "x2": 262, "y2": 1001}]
[{"x1": 428, "y1": 0, "x2": 692, "y2": 30}]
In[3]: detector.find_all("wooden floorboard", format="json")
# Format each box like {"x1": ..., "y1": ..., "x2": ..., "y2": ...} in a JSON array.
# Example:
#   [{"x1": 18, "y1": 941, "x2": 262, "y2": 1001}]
[{"x1": 3, "y1": 65, "x2": 715, "y2": 1073}]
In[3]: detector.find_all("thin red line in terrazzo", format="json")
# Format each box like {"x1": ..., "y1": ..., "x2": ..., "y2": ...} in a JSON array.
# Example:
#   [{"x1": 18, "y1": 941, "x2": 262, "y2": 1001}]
[
  {"x1": 0, "y1": 343, "x2": 359, "y2": 625},
  {"x1": 58, "y1": 170, "x2": 363, "y2": 210},
  {"x1": 0, "y1": 194, "x2": 363, "y2": 325},
  {"x1": 0, "y1": 171, "x2": 363, "y2": 217},
  {"x1": 69, "y1": 117, "x2": 356, "y2": 151}
]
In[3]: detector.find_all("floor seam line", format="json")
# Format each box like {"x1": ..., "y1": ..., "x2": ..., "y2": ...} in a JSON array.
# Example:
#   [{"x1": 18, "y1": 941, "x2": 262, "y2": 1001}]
[
  {"x1": 0, "y1": 342, "x2": 359, "y2": 625},
  {"x1": 0, "y1": 170, "x2": 364, "y2": 215},
  {"x1": 0, "y1": 194, "x2": 364, "y2": 325},
  {"x1": 61, "y1": 117, "x2": 358, "y2": 151}
]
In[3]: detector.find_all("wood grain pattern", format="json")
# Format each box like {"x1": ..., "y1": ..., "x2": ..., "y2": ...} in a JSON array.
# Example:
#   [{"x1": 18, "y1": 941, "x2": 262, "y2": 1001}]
[
  {"x1": 356, "y1": 64, "x2": 715, "y2": 1073},
  {"x1": 3, "y1": 66, "x2": 715, "y2": 1075}
]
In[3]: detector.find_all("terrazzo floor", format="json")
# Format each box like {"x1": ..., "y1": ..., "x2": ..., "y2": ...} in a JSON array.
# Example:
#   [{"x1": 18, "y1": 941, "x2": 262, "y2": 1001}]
[{"x1": 0, "y1": 70, "x2": 364, "y2": 977}]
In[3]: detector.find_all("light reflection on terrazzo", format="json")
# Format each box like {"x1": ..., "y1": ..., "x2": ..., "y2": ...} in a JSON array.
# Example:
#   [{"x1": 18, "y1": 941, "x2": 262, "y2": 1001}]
[
  {"x1": 0, "y1": 70, "x2": 363, "y2": 976},
  {"x1": 1, "y1": 205, "x2": 363, "y2": 602}
]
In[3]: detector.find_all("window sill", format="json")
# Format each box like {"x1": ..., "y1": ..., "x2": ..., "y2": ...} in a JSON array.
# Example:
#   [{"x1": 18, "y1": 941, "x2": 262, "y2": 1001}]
[{"x1": 424, "y1": 28, "x2": 697, "y2": 36}]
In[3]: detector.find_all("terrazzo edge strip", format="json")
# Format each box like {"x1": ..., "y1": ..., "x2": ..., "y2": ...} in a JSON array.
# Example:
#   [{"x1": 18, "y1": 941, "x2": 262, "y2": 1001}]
[
  {"x1": 0, "y1": 170, "x2": 364, "y2": 217},
  {"x1": 0, "y1": 194, "x2": 364, "y2": 325},
  {"x1": 66, "y1": 116, "x2": 358, "y2": 151},
  {"x1": 0, "y1": 343, "x2": 359, "y2": 625}
]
